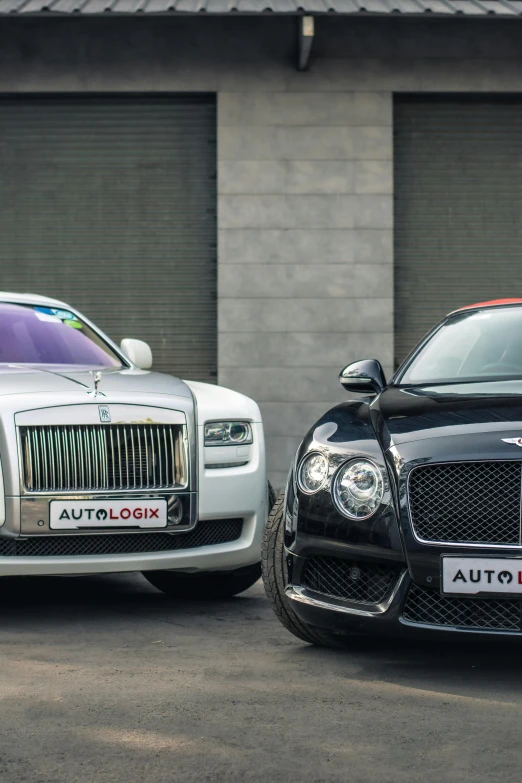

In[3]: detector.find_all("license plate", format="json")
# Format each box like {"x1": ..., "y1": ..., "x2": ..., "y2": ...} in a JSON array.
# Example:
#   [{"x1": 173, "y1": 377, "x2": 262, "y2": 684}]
[
  {"x1": 50, "y1": 499, "x2": 168, "y2": 530},
  {"x1": 442, "y1": 556, "x2": 522, "y2": 595}
]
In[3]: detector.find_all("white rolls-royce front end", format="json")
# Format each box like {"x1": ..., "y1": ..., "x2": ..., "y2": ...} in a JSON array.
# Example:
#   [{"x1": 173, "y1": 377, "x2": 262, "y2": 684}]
[{"x1": 0, "y1": 293, "x2": 267, "y2": 599}]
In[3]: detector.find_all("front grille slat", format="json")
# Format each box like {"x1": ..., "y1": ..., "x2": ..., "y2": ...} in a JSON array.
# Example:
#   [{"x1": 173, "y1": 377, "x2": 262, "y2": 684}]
[
  {"x1": 302, "y1": 556, "x2": 400, "y2": 604},
  {"x1": 403, "y1": 584, "x2": 522, "y2": 632},
  {"x1": 408, "y1": 461, "x2": 522, "y2": 545},
  {"x1": 21, "y1": 424, "x2": 187, "y2": 493},
  {"x1": 145, "y1": 427, "x2": 150, "y2": 488},
  {"x1": 48, "y1": 429, "x2": 56, "y2": 492},
  {"x1": 0, "y1": 519, "x2": 242, "y2": 558},
  {"x1": 130, "y1": 427, "x2": 136, "y2": 489}
]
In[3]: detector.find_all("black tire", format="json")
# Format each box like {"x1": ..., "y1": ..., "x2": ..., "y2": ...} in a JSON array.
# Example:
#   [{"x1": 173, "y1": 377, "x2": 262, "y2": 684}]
[
  {"x1": 143, "y1": 561, "x2": 261, "y2": 600},
  {"x1": 261, "y1": 491, "x2": 348, "y2": 648}
]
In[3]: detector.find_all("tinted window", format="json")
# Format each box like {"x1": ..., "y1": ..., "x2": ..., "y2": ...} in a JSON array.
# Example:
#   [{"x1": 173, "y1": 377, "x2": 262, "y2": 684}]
[
  {"x1": 399, "y1": 307, "x2": 522, "y2": 384},
  {"x1": 0, "y1": 303, "x2": 121, "y2": 367}
]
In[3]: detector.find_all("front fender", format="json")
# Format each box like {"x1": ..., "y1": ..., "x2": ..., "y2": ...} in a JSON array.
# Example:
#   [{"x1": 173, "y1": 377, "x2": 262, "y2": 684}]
[
  {"x1": 292, "y1": 399, "x2": 404, "y2": 555},
  {"x1": 183, "y1": 381, "x2": 266, "y2": 524}
]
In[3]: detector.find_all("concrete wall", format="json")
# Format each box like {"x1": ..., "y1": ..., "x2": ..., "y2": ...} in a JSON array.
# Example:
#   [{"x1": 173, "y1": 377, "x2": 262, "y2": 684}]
[
  {"x1": 217, "y1": 90, "x2": 393, "y2": 489},
  {"x1": 1, "y1": 16, "x2": 522, "y2": 487}
]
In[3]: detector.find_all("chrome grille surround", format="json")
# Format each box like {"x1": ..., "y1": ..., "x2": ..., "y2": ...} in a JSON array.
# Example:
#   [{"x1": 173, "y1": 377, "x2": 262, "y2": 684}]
[
  {"x1": 301, "y1": 556, "x2": 401, "y2": 604},
  {"x1": 403, "y1": 584, "x2": 522, "y2": 632},
  {"x1": 19, "y1": 424, "x2": 188, "y2": 493},
  {"x1": 408, "y1": 460, "x2": 522, "y2": 546},
  {"x1": 0, "y1": 518, "x2": 243, "y2": 557}
]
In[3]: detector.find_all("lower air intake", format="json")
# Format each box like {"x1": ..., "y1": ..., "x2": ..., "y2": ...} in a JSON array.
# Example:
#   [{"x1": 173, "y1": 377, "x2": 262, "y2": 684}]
[
  {"x1": 403, "y1": 584, "x2": 521, "y2": 632},
  {"x1": 301, "y1": 556, "x2": 400, "y2": 604},
  {"x1": 0, "y1": 519, "x2": 243, "y2": 557}
]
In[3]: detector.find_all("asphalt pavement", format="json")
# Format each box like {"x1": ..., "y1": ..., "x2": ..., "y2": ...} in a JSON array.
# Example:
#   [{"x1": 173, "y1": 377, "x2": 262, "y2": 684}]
[{"x1": 0, "y1": 573, "x2": 521, "y2": 783}]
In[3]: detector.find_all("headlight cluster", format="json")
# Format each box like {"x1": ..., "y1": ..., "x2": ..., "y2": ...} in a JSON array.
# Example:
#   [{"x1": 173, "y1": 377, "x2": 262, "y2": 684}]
[
  {"x1": 204, "y1": 421, "x2": 253, "y2": 446},
  {"x1": 297, "y1": 452, "x2": 384, "y2": 520},
  {"x1": 298, "y1": 452, "x2": 329, "y2": 494},
  {"x1": 332, "y1": 459, "x2": 383, "y2": 520}
]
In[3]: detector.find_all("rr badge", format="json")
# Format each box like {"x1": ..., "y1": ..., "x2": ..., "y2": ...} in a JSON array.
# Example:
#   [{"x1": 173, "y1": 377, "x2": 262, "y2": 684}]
[{"x1": 99, "y1": 405, "x2": 111, "y2": 423}]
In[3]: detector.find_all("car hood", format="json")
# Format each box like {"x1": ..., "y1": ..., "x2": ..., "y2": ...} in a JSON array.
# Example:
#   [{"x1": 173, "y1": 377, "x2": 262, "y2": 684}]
[
  {"x1": 0, "y1": 364, "x2": 192, "y2": 398},
  {"x1": 373, "y1": 380, "x2": 522, "y2": 450}
]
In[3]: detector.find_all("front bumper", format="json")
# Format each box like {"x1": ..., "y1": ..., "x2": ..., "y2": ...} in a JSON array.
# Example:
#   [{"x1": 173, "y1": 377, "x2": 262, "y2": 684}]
[
  {"x1": 0, "y1": 513, "x2": 263, "y2": 576},
  {"x1": 286, "y1": 549, "x2": 522, "y2": 638}
]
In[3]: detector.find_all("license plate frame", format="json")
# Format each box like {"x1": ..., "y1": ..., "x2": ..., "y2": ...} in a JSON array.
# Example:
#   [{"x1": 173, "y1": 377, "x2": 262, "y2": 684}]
[
  {"x1": 49, "y1": 498, "x2": 168, "y2": 530},
  {"x1": 441, "y1": 555, "x2": 522, "y2": 597}
]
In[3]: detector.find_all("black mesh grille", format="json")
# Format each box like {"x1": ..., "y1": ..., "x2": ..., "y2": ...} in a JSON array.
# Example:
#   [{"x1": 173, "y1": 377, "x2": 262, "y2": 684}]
[
  {"x1": 0, "y1": 519, "x2": 242, "y2": 557},
  {"x1": 408, "y1": 461, "x2": 522, "y2": 545},
  {"x1": 301, "y1": 556, "x2": 400, "y2": 604},
  {"x1": 403, "y1": 584, "x2": 522, "y2": 632}
]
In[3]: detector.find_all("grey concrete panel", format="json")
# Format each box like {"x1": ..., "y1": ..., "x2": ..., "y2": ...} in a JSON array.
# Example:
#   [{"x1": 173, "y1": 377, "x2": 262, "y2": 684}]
[
  {"x1": 219, "y1": 332, "x2": 393, "y2": 367},
  {"x1": 218, "y1": 298, "x2": 290, "y2": 333},
  {"x1": 354, "y1": 161, "x2": 393, "y2": 194},
  {"x1": 218, "y1": 161, "x2": 286, "y2": 195},
  {"x1": 218, "y1": 229, "x2": 393, "y2": 265},
  {"x1": 219, "y1": 161, "x2": 355, "y2": 196},
  {"x1": 218, "y1": 367, "x2": 363, "y2": 403},
  {"x1": 218, "y1": 263, "x2": 392, "y2": 299},
  {"x1": 218, "y1": 297, "x2": 394, "y2": 333},
  {"x1": 218, "y1": 126, "x2": 356, "y2": 161},
  {"x1": 219, "y1": 125, "x2": 392, "y2": 162},
  {"x1": 265, "y1": 436, "x2": 306, "y2": 474},
  {"x1": 353, "y1": 195, "x2": 393, "y2": 229},
  {"x1": 353, "y1": 91, "x2": 393, "y2": 126},
  {"x1": 260, "y1": 401, "x2": 338, "y2": 437},
  {"x1": 285, "y1": 161, "x2": 354, "y2": 194},
  {"x1": 352, "y1": 127, "x2": 393, "y2": 160},
  {"x1": 219, "y1": 195, "x2": 357, "y2": 229},
  {"x1": 218, "y1": 91, "x2": 392, "y2": 127}
]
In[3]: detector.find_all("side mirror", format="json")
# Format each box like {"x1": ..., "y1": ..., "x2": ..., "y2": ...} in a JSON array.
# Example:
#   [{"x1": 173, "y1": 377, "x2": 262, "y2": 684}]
[
  {"x1": 339, "y1": 359, "x2": 386, "y2": 395},
  {"x1": 120, "y1": 338, "x2": 153, "y2": 370}
]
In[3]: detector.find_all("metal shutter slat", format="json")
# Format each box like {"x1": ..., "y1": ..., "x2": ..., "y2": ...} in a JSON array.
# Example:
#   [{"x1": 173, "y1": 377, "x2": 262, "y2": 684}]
[
  {"x1": 394, "y1": 96, "x2": 522, "y2": 367},
  {"x1": 0, "y1": 95, "x2": 217, "y2": 382}
]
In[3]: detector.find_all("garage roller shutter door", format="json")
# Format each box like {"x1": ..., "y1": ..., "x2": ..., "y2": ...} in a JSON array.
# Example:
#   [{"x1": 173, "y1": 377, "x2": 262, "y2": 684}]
[
  {"x1": 394, "y1": 96, "x2": 522, "y2": 367},
  {"x1": 0, "y1": 95, "x2": 217, "y2": 382}
]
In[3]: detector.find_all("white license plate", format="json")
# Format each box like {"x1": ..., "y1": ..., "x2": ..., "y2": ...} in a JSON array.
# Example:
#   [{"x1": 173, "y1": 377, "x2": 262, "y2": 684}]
[
  {"x1": 442, "y1": 556, "x2": 522, "y2": 595},
  {"x1": 50, "y1": 499, "x2": 168, "y2": 530}
]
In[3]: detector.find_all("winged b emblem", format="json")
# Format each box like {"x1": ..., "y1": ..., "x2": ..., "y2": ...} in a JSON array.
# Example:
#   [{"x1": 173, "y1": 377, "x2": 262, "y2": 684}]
[{"x1": 502, "y1": 438, "x2": 522, "y2": 448}]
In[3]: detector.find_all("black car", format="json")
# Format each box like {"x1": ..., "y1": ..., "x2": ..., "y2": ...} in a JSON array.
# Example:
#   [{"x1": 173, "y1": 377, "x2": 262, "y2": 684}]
[{"x1": 263, "y1": 299, "x2": 522, "y2": 646}]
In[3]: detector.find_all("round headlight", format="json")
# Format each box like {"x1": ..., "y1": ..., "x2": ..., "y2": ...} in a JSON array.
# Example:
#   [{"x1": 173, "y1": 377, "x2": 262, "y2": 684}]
[
  {"x1": 298, "y1": 452, "x2": 329, "y2": 494},
  {"x1": 333, "y1": 459, "x2": 383, "y2": 519},
  {"x1": 229, "y1": 423, "x2": 250, "y2": 443}
]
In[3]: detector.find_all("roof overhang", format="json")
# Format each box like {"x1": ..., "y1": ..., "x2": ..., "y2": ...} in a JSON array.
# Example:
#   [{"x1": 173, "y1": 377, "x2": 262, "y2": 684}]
[{"x1": 3, "y1": 0, "x2": 522, "y2": 18}]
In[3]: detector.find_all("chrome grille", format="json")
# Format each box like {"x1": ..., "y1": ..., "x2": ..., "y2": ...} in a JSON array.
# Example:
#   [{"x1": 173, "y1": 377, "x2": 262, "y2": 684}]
[
  {"x1": 408, "y1": 461, "x2": 522, "y2": 545},
  {"x1": 20, "y1": 424, "x2": 187, "y2": 492},
  {"x1": 403, "y1": 584, "x2": 522, "y2": 632},
  {"x1": 301, "y1": 556, "x2": 400, "y2": 604},
  {"x1": 0, "y1": 519, "x2": 242, "y2": 557}
]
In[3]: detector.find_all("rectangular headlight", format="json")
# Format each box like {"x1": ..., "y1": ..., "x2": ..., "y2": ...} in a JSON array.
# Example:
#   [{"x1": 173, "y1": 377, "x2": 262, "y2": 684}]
[{"x1": 204, "y1": 421, "x2": 253, "y2": 447}]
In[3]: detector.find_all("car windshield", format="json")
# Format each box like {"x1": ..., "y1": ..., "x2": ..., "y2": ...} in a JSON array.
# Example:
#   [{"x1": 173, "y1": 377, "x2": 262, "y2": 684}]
[
  {"x1": 0, "y1": 302, "x2": 122, "y2": 367},
  {"x1": 399, "y1": 307, "x2": 522, "y2": 385}
]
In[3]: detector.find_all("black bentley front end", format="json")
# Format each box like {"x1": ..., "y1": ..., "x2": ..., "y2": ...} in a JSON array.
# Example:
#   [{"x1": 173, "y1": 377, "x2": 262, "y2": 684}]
[
  {"x1": 285, "y1": 422, "x2": 522, "y2": 634},
  {"x1": 266, "y1": 302, "x2": 522, "y2": 643},
  {"x1": 285, "y1": 419, "x2": 522, "y2": 639}
]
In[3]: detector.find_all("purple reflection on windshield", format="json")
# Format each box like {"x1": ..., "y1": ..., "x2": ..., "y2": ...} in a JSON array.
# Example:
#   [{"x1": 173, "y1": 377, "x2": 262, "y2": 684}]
[{"x1": 0, "y1": 303, "x2": 121, "y2": 367}]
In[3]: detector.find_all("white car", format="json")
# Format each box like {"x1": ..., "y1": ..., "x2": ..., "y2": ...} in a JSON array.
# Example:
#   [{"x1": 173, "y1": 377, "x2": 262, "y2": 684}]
[{"x1": 0, "y1": 292, "x2": 270, "y2": 599}]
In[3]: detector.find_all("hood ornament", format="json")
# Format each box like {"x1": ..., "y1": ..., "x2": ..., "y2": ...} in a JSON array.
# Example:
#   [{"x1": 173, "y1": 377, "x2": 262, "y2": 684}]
[
  {"x1": 87, "y1": 371, "x2": 106, "y2": 399},
  {"x1": 502, "y1": 438, "x2": 522, "y2": 448}
]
